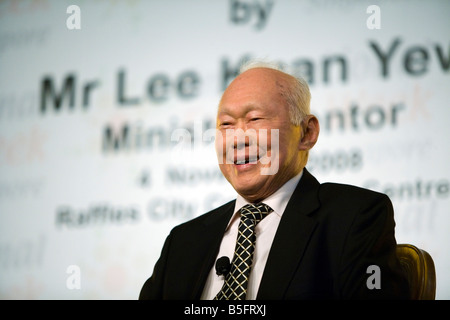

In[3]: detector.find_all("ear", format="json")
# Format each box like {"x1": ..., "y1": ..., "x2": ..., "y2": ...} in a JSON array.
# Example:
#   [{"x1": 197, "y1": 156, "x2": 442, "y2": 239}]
[{"x1": 299, "y1": 115, "x2": 320, "y2": 151}]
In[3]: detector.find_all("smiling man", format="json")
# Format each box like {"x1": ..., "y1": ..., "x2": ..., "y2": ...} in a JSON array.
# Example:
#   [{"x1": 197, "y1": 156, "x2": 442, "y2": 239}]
[
  {"x1": 215, "y1": 64, "x2": 317, "y2": 203},
  {"x1": 139, "y1": 61, "x2": 410, "y2": 300}
]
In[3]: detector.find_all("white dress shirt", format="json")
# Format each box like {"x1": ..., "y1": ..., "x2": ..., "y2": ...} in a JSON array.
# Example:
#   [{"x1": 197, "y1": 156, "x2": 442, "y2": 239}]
[{"x1": 200, "y1": 170, "x2": 303, "y2": 300}]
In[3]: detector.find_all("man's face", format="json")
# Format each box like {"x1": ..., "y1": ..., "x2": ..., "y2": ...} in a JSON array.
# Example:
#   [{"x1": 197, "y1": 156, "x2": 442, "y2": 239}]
[{"x1": 215, "y1": 68, "x2": 304, "y2": 203}]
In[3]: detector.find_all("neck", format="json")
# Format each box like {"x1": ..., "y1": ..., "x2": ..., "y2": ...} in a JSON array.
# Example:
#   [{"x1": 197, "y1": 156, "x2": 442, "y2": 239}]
[{"x1": 238, "y1": 167, "x2": 304, "y2": 203}]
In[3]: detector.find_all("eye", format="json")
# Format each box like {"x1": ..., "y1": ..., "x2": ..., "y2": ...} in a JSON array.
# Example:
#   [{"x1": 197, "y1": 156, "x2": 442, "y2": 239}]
[{"x1": 219, "y1": 121, "x2": 232, "y2": 128}]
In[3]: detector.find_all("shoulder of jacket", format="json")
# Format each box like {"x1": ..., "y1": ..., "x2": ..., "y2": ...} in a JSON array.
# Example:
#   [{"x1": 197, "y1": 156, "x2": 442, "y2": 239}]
[
  {"x1": 171, "y1": 199, "x2": 235, "y2": 232},
  {"x1": 319, "y1": 182, "x2": 390, "y2": 203}
]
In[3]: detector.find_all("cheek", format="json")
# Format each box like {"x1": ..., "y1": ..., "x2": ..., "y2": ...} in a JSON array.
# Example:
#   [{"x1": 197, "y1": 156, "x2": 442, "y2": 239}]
[
  {"x1": 215, "y1": 131, "x2": 226, "y2": 159},
  {"x1": 273, "y1": 131, "x2": 299, "y2": 162},
  {"x1": 257, "y1": 128, "x2": 275, "y2": 154},
  {"x1": 262, "y1": 129, "x2": 283, "y2": 156}
]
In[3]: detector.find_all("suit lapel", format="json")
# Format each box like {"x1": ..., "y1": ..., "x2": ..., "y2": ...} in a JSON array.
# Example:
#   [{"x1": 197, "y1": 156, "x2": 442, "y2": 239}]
[
  {"x1": 190, "y1": 200, "x2": 235, "y2": 299},
  {"x1": 257, "y1": 168, "x2": 321, "y2": 299}
]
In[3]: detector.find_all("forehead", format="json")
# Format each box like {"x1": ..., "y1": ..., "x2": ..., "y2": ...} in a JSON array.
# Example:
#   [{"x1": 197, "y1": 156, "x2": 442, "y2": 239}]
[{"x1": 218, "y1": 68, "x2": 290, "y2": 115}]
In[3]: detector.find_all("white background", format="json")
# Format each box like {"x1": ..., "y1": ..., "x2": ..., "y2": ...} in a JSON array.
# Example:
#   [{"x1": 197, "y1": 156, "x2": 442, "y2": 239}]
[{"x1": 0, "y1": 0, "x2": 449, "y2": 299}]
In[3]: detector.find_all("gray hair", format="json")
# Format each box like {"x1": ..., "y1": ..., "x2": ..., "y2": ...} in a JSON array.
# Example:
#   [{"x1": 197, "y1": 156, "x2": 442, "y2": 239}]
[{"x1": 239, "y1": 60, "x2": 311, "y2": 126}]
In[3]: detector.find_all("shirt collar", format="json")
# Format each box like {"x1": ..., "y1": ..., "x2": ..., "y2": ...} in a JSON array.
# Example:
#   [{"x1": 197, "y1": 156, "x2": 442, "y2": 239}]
[{"x1": 233, "y1": 169, "x2": 303, "y2": 219}]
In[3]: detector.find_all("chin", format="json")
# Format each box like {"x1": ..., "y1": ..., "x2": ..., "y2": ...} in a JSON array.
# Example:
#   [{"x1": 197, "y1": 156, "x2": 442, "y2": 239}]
[{"x1": 232, "y1": 176, "x2": 268, "y2": 199}]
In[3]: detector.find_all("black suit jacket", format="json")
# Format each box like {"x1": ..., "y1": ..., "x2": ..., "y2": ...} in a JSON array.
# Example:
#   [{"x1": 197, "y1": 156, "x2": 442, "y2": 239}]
[{"x1": 139, "y1": 168, "x2": 409, "y2": 299}]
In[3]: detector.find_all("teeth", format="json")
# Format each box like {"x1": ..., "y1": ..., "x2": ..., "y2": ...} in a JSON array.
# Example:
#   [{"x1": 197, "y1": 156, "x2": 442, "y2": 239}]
[{"x1": 235, "y1": 158, "x2": 258, "y2": 165}]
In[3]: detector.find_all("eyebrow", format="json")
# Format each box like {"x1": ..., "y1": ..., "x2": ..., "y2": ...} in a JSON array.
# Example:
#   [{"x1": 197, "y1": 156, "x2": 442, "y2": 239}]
[{"x1": 217, "y1": 103, "x2": 265, "y2": 117}]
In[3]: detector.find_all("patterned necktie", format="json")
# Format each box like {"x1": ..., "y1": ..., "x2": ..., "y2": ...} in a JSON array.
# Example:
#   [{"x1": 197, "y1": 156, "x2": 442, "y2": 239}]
[{"x1": 214, "y1": 203, "x2": 273, "y2": 300}]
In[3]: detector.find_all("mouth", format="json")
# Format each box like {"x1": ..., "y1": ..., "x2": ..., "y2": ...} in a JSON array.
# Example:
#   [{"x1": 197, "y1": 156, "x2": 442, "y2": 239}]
[
  {"x1": 234, "y1": 156, "x2": 259, "y2": 165},
  {"x1": 222, "y1": 145, "x2": 267, "y2": 167},
  {"x1": 233, "y1": 153, "x2": 262, "y2": 166}
]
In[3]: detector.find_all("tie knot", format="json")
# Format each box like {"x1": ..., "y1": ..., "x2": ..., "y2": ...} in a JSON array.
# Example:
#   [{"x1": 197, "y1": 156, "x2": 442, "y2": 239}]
[{"x1": 240, "y1": 203, "x2": 273, "y2": 224}]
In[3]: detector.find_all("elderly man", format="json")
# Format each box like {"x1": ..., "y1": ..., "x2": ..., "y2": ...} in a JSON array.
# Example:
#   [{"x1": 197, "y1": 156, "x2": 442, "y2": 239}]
[{"x1": 139, "y1": 62, "x2": 409, "y2": 300}]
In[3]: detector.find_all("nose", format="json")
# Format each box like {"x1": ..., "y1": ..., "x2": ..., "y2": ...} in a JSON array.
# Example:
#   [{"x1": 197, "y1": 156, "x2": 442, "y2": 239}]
[
  {"x1": 234, "y1": 133, "x2": 251, "y2": 150},
  {"x1": 231, "y1": 120, "x2": 248, "y2": 148},
  {"x1": 235, "y1": 139, "x2": 248, "y2": 150}
]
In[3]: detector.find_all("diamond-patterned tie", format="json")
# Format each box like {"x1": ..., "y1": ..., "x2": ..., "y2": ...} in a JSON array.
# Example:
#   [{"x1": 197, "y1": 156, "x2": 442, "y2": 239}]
[{"x1": 214, "y1": 203, "x2": 273, "y2": 300}]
